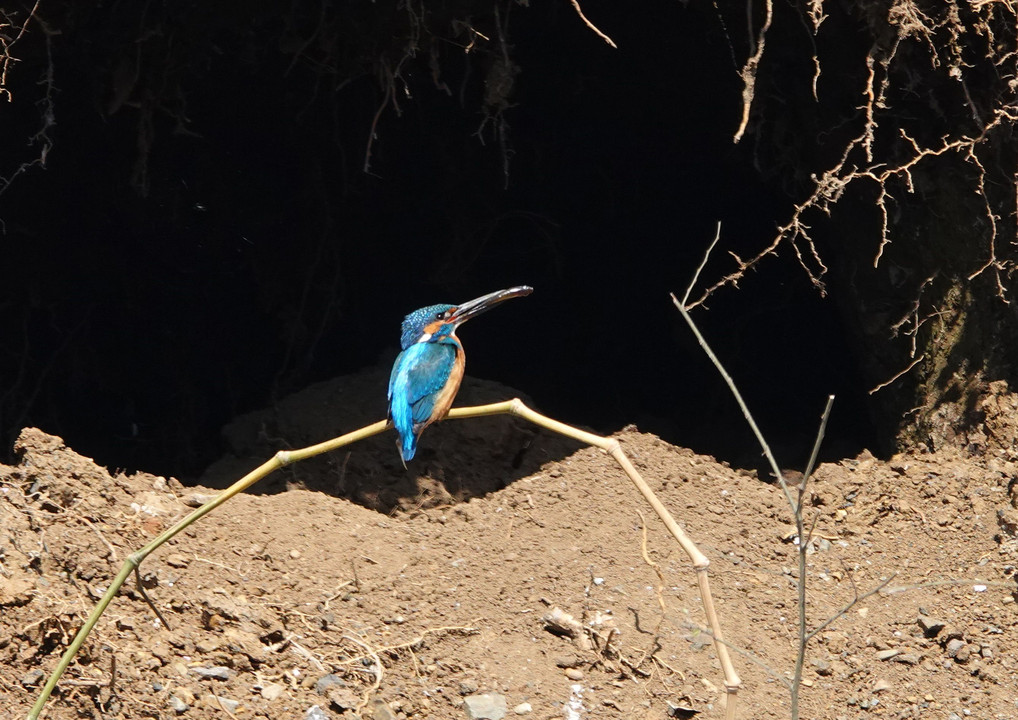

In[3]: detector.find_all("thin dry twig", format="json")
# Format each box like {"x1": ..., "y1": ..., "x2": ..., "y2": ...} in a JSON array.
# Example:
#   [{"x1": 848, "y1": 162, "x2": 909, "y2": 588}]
[
  {"x1": 672, "y1": 287, "x2": 798, "y2": 516},
  {"x1": 868, "y1": 355, "x2": 923, "y2": 395},
  {"x1": 375, "y1": 624, "x2": 479, "y2": 655},
  {"x1": 341, "y1": 632, "x2": 383, "y2": 712},
  {"x1": 0, "y1": 0, "x2": 40, "y2": 101},
  {"x1": 682, "y1": 222, "x2": 721, "y2": 307},
  {"x1": 676, "y1": 246, "x2": 901, "y2": 719},
  {"x1": 803, "y1": 573, "x2": 896, "y2": 644},
  {"x1": 636, "y1": 509, "x2": 667, "y2": 634},
  {"x1": 132, "y1": 567, "x2": 172, "y2": 631},
  {"x1": 789, "y1": 395, "x2": 834, "y2": 715},
  {"x1": 733, "y1": 0, "x2": 773, "y2": 143},
  {"x1": 288, "y1": 636, "x2": 327, "y2": 673},
  {"x1": 569, "y1": 0, "x2": 617, "y2": 49},
  {"x1": 80, "y1": 518, "x2": 118, "y2": 562}
]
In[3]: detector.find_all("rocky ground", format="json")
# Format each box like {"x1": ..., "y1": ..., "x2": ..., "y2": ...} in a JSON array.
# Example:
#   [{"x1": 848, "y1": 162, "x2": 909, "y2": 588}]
[{"x1": 3, "y1": 374, "x2": 1018, "y2": 720}]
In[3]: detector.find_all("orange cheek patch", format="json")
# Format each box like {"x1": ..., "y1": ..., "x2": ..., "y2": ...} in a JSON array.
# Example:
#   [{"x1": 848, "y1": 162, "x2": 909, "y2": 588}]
[{"x1": 423, "y1": 320, "x2": 446, "y2": 335}]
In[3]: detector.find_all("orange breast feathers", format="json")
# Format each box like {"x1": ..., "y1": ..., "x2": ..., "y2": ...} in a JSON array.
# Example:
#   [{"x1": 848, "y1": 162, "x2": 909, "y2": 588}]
[{"x1": 427, "y1": 343, "x2": 465, "y2": 426}]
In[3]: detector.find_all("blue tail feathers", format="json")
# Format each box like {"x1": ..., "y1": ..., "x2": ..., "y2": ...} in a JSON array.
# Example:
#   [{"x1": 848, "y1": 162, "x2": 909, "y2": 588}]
[{"x1": 400, "y1": 432, "x2": 418, "y2": 462}]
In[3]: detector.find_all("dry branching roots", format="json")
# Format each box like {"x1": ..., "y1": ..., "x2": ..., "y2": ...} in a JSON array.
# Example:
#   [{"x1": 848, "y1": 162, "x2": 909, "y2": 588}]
[{"x1": 719, "y1": 0, "x2": 1017, "y2": 307}]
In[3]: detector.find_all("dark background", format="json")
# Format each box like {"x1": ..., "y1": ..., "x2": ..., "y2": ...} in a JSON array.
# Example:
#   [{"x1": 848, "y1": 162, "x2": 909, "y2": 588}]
[{"x1": 1, "y1": 1, "x2": 892, "y2": 479}]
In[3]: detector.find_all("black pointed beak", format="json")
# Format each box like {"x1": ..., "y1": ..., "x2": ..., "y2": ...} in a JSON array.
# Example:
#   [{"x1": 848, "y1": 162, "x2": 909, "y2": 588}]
[{"x1": 450, "y1": 285, "x2": 533, "y2": 325}]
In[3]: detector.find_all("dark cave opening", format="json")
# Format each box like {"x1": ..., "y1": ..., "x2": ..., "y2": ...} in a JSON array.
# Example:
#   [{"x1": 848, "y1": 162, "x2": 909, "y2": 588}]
[{"x1": 0, "y1": 0, "x2": 882, "y2": 480}]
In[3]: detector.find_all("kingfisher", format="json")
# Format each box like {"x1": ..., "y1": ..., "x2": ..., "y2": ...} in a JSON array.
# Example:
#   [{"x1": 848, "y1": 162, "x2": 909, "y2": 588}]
[{"x1": 387, "y1": 285, "x2": 533, "y2": 462}]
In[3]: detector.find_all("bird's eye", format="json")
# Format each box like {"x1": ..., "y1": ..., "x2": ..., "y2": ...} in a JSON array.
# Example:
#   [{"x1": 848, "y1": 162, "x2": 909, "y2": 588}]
[{"x1": 437, "y1": 310, "x2": 450, "y2": 320}]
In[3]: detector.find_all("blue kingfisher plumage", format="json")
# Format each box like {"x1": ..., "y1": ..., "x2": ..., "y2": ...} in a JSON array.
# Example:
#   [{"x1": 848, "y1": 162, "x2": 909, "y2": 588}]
[{"x1": 387, "y1": 286, "x2": 533, "y2": 462}]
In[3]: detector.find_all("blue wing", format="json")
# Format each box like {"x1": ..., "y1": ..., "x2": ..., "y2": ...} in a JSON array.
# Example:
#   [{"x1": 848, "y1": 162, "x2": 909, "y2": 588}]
[{"x1": 388, "y1": 342, "x2": 456, "y2": 461}]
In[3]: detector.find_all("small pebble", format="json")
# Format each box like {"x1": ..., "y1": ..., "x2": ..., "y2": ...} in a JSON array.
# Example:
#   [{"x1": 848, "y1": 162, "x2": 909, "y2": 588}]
[
  {"x1": 195, "y1": 639, "x2": 220, "y2": 654},
  {"x1": 205, "y1": 694, "x2": 240, "y2": 712},
  {"x1": 823, "y1": 631, "x2": 848, "y2": 653},
  {"x1": 165, "y1": 554, "x2": 190, "y2": 568},
  {"x1": 875, "y1": 649, "x2": 900, "y2": 661},
  {"x1": 314, "y1": 673, "x2": 346, "y2": 694},
  {"x1": 918, "y1": 616, "x2": 946, "y2": 637},
  {"x1": 513, "y1": 702, "x2": 533, "y2": 715},
  {"x1": 305, "y1": 706, "x2": 329, "y2": 720},
  {"x1": 810, "y1": 659, "x2": 833, "y2": 676},
  {"x1": 954, "y1": 644, "x2": 976, "y2": 663},
  {"x1": 21, "y1": 669, "x2": 44, "y2": 687},
  {"x1": 326, "y1": 685, "x2": 361, "y2": 711},
  {"x1": 183, "y1": 493, "x2": 216, "y2": 507},
  {"x1": 872, "y1": 679, "x2": 892, "y2": 693},
  {"x1": 370, "y1": 699, "x2": 398, "y2": 720},
  {"x1": 192, "y1": 666, "x2": 232, "y2": 680},
  {"x1": 565, "y1": 668, "x2": 584, "y2": 681},
  {"x1": 894, "y1": 653, "x2": 921, "y2": 665},
  {"x1": 260, "y1": 682, "x2": 285, "y2": 700},
  {"x1": 464, "y1": 692, "x2": 508, "y2": 720},
  {"x1": 168, "y1": 695, "x2": 188, "y2": 714}
]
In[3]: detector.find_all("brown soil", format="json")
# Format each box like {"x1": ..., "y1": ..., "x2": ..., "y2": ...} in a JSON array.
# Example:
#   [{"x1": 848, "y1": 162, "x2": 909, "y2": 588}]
[{"x1": 3, "y1": 373, "x2": 1018, "y2": 720}]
